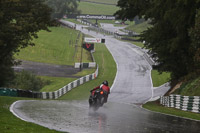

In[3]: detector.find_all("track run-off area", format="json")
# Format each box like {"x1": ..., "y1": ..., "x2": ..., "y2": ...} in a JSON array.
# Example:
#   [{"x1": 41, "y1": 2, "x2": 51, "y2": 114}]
[{"x1": 10, "y1": 21, "x2": 200, "y2": 133}]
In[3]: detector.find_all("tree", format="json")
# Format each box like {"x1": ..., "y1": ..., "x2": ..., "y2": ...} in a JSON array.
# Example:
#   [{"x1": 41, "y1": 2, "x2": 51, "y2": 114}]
[
  {"x1": 115, "y1": 0, "x2": 200, "y2": 80},
  {"x1": 0, "y1": 0, "x2": 53, "y2": 86},
  {"x1": 46, "y1": 0, "x2": 80, "y2": 19},
  {"x1": 189, "y1": 9, "x2": 200, "y2": 76},
  {"x1": 11, "y1": 70, "x2": 50, "y2": 91}
]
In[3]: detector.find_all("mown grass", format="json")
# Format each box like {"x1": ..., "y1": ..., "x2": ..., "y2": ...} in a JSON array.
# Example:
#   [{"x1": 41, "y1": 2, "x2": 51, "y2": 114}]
[
  {"x1": 39, "y1": 68, "x2": 96, "y2": 92},
  {"x1": 63, "y1": 18, "x2": 83, "y2": 25},
  {"x1": 39, "y1": 76, "x2": 76, "y2": 92},
  {"x1": 81, "y1": 0, "x2": 118, "y2": 5},
  {"x1": 0, "y1": 96, "x2": 60, "y2": 132},
  {"x1": 58, "y1": 43, "x2": 117, "y2": 100},
  {"x1": 73, "y1": 68, "x2": 96, "y2": 77},
  {"x1": 78, "y1": 1, "x2": 119, "y2": 15},
  {"x1": 89, "y1": 19, "x2": 116, "y2": 25},
  {"x1": 125, "y1": 21, "x2": 151, "y2": 33},
  {"x1": 132, "y1": 41, "x2": 144, "y2": 48},
  {"x1": 143, "y1": 101, "x2": 200, "y2": 121},
  {"x1": 151, "y1": 70, "x2": 170, "y2": 87},
  {"x1": 15, "y1": 27, "x2": 91, "y2": 65}
]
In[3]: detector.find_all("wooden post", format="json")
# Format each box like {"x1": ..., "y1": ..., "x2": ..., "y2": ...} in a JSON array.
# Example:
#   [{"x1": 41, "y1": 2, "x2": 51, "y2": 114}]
[{"x1": 80, "y1": 34, "x2": 84, "y2": 71}]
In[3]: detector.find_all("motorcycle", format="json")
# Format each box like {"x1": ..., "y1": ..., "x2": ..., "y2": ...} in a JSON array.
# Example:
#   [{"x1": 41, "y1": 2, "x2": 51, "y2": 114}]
[{"x1": 89, "y1": 89, "x2": 106, "y2": 111}]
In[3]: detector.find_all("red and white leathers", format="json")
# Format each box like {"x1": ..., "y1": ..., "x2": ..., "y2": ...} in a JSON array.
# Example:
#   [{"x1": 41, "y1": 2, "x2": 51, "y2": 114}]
[
  {"x1": 91, "y1": 84, "x2": 110, "y2": 103},
  {"x1": 91, "y1": 84, "x2": 110, "y2": 96}
]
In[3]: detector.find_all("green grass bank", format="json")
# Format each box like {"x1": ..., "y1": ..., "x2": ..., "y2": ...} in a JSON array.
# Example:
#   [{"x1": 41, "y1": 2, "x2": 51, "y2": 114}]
[
  {"x1": 173, "y1": 76, "x2": 200, "y2": 96},
  {"x1": 39, "y1": 76, "x2": 76, "y2": 92},
  {"x1": 80, "y1": 0, "x2": 118, "y2": 5},
  {"x1": 0, "y1": 96, "x2": 60, "y2": 132},
  {"x1": 15, "y1": 27, "x2": 91, "y2": 65},
  {"x1": 78, "y1": 1, "x2": 119, "y2": 15},
  {"x1": 151, "y1": 70, "x2": 170, "y2": 87},
  {"x1": 125, "y1": 21, "x2": 151, "y2": 34}
]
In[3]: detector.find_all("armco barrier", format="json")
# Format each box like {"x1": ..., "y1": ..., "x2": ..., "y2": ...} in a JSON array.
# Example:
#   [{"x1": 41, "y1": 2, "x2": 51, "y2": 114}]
[
  {"x1": 160, "y1": 95, "x2": 200, "y2": 113},
  {"x1": 0, "y1": 66, "x2": 98, "y2": 99}
]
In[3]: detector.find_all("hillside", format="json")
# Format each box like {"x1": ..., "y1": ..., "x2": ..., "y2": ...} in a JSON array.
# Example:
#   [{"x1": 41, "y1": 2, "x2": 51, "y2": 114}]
[
  {"x1": 125, "y1": 21, "x2": 151, "y2": 34},
  {"x1": 15, "y1": 27, "x2": 92, "y2": 65},
  {"x1": 173, "y1": 76, "x2": 200, "y2": 96},
  {"x1": 78, "y1": 0, "x2": 119, "y2": 15}
]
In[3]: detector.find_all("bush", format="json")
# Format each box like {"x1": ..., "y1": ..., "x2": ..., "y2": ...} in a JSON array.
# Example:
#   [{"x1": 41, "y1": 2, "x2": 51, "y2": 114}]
[{"x1": 10, "y1": 70, "x2": 50, "y2": 91}]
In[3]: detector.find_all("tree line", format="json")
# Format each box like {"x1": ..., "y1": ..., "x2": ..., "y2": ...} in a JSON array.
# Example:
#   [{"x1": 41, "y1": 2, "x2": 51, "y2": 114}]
[
  {"x1": 0, "y1": 0, "x2": 80, "y2": 88},
  {"x1": 115, "y1": 0, "x2": 200, "y2": 84}
]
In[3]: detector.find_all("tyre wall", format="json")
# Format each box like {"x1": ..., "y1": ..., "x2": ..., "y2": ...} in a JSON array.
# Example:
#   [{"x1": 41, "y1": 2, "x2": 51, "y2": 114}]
[{"x1": 160, "y1": 95, "x2": 200, "y2": 113}]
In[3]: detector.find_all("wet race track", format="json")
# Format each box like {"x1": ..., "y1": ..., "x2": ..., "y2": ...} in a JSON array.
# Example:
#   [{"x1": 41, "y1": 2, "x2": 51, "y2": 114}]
[
  {"x1": 10, "y1": 21, "x2": 200, "y2": 132},
  {"x1": 11, "y1": 100, "x2": 200, "y2": 133}
]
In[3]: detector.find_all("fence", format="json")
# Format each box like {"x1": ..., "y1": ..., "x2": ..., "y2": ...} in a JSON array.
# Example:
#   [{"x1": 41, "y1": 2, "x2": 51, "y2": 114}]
[{"x1": 160, "y1": 95, "x2": 200, "y2": 113}]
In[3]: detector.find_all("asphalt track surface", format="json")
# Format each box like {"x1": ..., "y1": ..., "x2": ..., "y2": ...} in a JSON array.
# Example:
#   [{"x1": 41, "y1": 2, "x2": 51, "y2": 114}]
[
  {"x1": 10, "y1": 21, "x2": 200, "y2": 133},
  {"x1": 13, "y1": 60, "x2": 81, "y2": 78}
]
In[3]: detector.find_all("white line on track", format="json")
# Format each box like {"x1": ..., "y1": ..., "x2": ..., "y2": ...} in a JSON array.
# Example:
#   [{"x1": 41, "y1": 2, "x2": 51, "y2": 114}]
[{"x1": 10, "y1": 100, "x2": 29, "y2": 122}]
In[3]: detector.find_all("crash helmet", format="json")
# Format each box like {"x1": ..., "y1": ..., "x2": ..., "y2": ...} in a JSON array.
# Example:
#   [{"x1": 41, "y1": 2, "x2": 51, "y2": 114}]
[{"x1": 102, "y1": 80, "x2": 108, "y2": 86}]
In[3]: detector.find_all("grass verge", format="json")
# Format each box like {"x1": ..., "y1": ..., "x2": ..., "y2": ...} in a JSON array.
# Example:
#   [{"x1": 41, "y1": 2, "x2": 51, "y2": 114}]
[
  {"x1": 63, "y1": 18, "x2": 83, "y2": 25},
  {"x1": 0, "y1": 96, "x2": 60, "y2": 132},
  {"x1": 143, "y1": 101, "x2": 200, "y2": 121},
  {"x1": 73, "y1": 68, "x2": 96, "y2": 77},
  {"x1": 133, "y1": 41, "x2": 144, "y2": 47},
  {"x1": 80, "y1": 0, "x2": 118, "y2": 5},
  {"x1": 39, "y1": 68, "x2": 95, "y2": 92},
  {"x1": 151, "y1": 70, "x2": 170, "y2": 87},
  {"x1": 15, "y1": 26, "x2": 92, "y2": 65},
  {"x1": 125, "y1": 21, "x2": 151, "y2": 34},
  {"x1": 78, "y1": 1, "x2": 119, "y2": 15},
  {"x1": 39, "y1": 76, "x2": 76, "y2": 92},
  {"x1": 129, "y1": 41, "x2": 144, "y2": 48}
]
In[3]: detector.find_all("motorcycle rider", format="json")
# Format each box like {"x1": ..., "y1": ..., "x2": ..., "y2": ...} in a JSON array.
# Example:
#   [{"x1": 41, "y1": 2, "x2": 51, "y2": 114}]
[{"x1": 89, "y1": 80, "x2": 110, "y2": 104}]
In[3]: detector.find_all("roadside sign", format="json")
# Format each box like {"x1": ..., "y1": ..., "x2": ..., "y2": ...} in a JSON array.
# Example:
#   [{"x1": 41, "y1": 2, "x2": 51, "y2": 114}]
[
  {"x1": 84, "y1": 38, "x2": 105, "y2": 43},
  {"x1": 82, "y1": 43, "x2": 94, "y2": 51}
]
